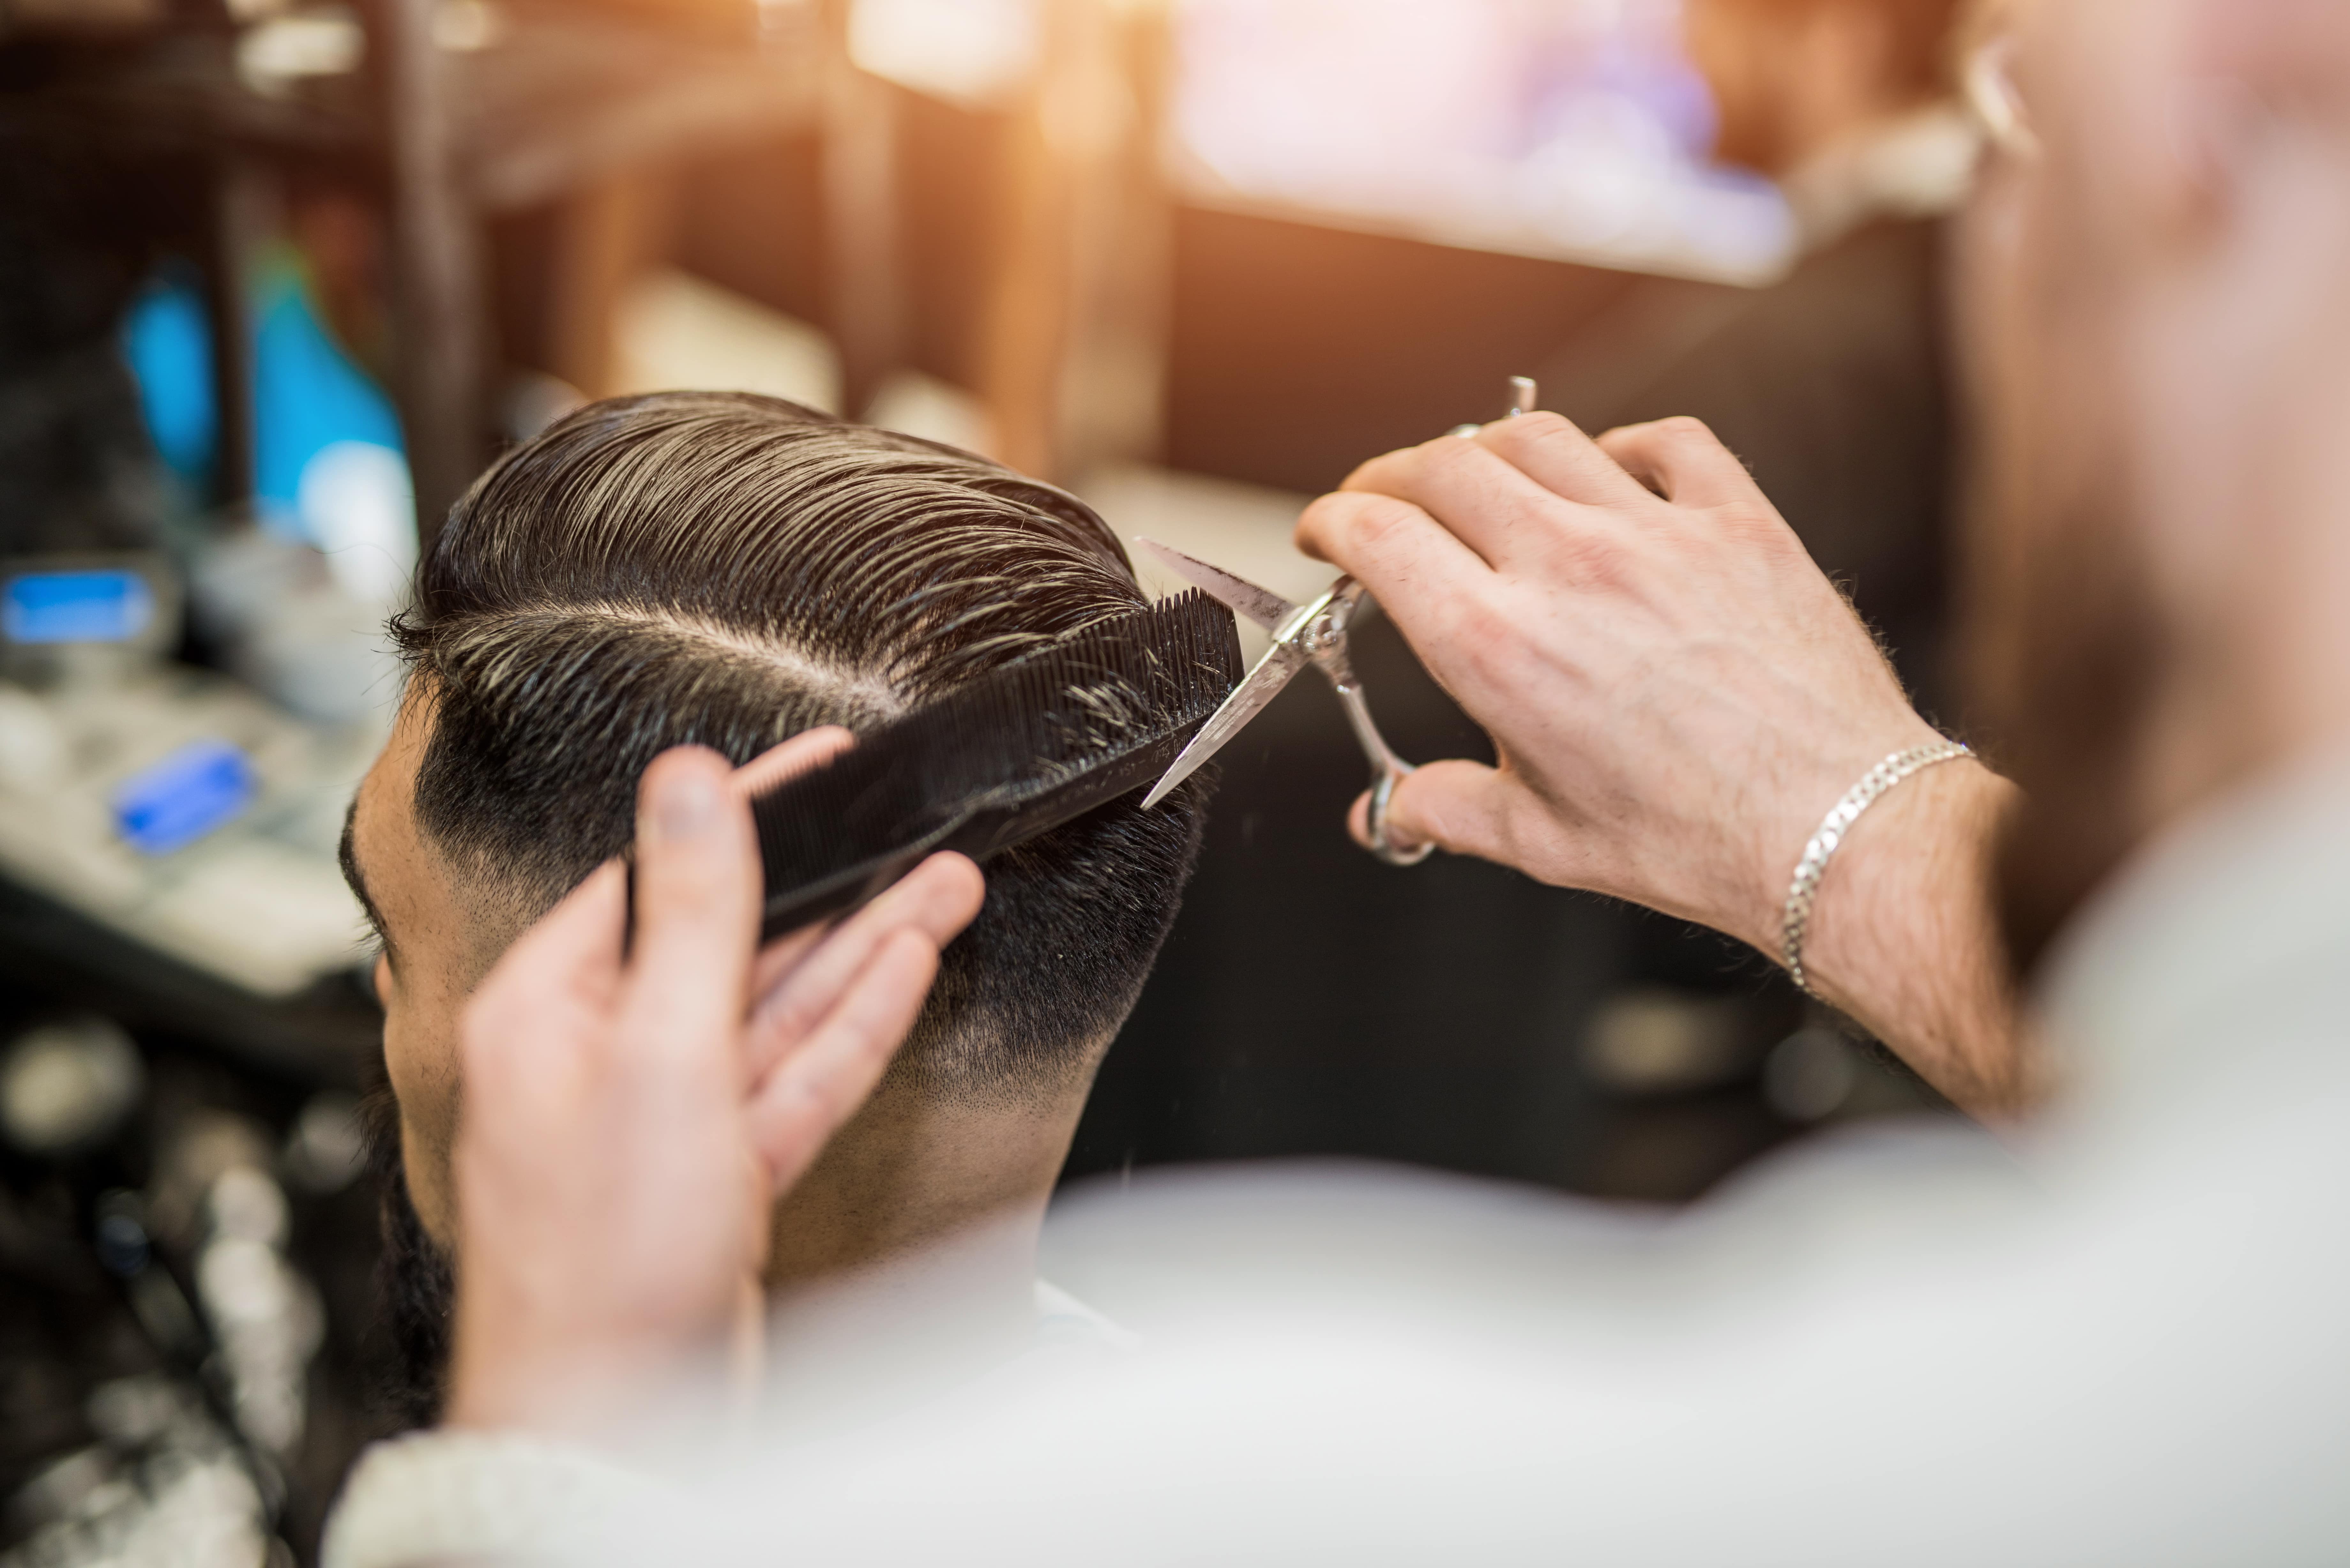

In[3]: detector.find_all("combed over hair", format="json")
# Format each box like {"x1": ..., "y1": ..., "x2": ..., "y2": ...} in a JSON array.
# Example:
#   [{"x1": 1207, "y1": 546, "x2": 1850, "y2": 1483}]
[{"x1": 392, "y1": 390, "x2": 1209, "y2": 1097}]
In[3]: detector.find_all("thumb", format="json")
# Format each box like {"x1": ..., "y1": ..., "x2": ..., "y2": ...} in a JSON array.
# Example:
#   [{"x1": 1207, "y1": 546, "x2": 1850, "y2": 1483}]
[
  {"x1": 1346, "y1": 758, "x2": 1519, "y2": 864},
  {"x1": 619, "y1": 747, "x2": 762, "y2": 1073}
]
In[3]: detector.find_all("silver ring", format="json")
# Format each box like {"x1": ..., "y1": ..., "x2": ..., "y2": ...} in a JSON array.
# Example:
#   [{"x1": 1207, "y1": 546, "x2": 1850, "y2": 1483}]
[{"x1": 1367, "y1": 768, "x2": 1433, "y2": 867}]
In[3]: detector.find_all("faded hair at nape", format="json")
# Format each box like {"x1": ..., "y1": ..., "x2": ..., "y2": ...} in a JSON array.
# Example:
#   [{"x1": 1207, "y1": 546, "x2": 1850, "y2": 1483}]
[{"x1": 392, "y1": 391, "x2": 1209, "y2": 1100}]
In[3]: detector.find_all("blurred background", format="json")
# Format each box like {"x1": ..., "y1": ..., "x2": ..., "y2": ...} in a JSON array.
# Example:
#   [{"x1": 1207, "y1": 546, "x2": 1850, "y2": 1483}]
[{"x1": 0, "y1": 0, "x2": 1973, "y2": 1559}]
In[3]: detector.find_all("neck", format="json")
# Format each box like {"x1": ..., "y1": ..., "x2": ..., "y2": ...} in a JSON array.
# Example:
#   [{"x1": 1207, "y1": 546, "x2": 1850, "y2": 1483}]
[
  {"x1": 2130, "y1": 148, "x2": 2350, "y2": 837},
  {"x1": 2140, "y1": 451, "x2": 2350, "y2": 839},
  {"x1": 754, "y1": 1077, "x2": 1088, "y2": 1417},
  {"x1": 763, "y1": 1074, "x2": 1085, "y2": 1300}
]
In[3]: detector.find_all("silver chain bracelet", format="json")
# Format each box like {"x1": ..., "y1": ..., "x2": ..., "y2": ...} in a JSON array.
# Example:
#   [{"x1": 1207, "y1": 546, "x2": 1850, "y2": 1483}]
[{"x1": 1780, "y1": 741, "x2": 1974, "y2": 998}]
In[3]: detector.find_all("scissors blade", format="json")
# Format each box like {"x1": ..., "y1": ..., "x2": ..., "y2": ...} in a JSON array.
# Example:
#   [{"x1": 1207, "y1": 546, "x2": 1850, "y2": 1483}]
[
  {"x1": 1134, "y1": 536, "x2": 1297, "y2": 633},
  {"x1": 1141, "y1": 637, "x2": 1312, "y2": 809}
]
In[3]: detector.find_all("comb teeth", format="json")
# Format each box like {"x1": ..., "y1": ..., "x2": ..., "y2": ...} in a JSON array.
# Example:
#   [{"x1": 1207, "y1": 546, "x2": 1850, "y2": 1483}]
[{"x1": 748, "y1": 589, "x2": 1242, "y2": 930}]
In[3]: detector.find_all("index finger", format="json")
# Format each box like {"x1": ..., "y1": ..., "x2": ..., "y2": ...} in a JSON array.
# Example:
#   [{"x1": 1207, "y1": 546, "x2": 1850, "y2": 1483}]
[
  {"x1": 1295, "y1": 489, "x2": 1501, "y2": 678},
  {"x1": 744, "y1": 851, "x2": 984, "y2": 1085},
  {"x1": 1296, "y1": 484, "x2": 1494, "y2": 597},
  {"x1": 1587, "y1": 417, "x2": 1765, "y2": 511},
  {"x1": 1459, "y1": 410, "x2": 1656, "y2": 509}
]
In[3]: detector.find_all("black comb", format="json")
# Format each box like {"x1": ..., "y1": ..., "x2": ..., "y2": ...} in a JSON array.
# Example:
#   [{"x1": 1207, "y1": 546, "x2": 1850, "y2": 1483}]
[{"x1": 746, "y1": 589, "x2": 1243, "y2": 940}]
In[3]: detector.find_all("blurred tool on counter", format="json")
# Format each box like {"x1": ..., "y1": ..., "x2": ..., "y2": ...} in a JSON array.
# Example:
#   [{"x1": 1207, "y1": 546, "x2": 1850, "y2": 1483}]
[{"x1": 0, "y1": 550, "x2": 375, "y2": 1000}]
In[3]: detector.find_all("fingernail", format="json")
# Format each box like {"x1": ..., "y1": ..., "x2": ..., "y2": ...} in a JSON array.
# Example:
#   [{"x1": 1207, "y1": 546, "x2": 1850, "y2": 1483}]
[{"x1": 654, "y1": 769, "x2": 722, "y2": 841}]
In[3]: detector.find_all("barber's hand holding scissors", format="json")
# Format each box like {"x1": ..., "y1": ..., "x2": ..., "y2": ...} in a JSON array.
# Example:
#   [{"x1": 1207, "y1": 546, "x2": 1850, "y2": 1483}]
[
  {"x1": 1299, "y1": 414, "x2": 2027, "y2": 1112},
  {"x1": 443, "y1": 733, "x2": 985, "y2": 1437}
]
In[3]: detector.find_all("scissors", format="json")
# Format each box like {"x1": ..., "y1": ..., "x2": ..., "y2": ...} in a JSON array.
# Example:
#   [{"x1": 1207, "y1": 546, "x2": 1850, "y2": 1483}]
[
  {"x1": 1136, "y1": 377, "x2": 1539, "y2": 865},
  {"x1": 1135, "y1": 536, "x2": 1429, "y2": 864}
]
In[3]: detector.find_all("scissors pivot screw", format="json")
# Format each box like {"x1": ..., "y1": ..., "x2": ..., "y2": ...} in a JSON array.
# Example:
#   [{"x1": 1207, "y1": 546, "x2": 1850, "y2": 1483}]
[{"x1": 1134, "y1": 536, "x2": 1431, "y2": 872}]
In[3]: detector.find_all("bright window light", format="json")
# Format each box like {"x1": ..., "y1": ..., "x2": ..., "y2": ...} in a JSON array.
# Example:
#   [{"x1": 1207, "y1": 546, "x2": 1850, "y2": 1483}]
[
  {"x1": 849, "y1": 0, "x2": 1039, "y2": 111},
  {"x1": 1170, "y1": 0, "x2": 1797, "y2": 285}
]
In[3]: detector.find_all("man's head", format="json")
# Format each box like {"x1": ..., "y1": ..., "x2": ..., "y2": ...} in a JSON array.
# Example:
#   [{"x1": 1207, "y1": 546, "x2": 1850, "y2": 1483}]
[
  {"x1": 1957, "y1": 0, "x2": 2350, "y2": 968},
  {"x1": 1685, "y1": 0, "x2": 1966, "y2": 175},
  {"x1": 343, "y1": 393, "x2": 1209, "y2": 1408}
]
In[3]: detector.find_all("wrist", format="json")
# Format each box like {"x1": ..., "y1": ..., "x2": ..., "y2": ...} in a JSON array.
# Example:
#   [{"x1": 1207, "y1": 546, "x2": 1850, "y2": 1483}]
[
  {"x1": 1792, "y1": 754, "x2": 2005, "y2": 980},
  {"x1": 446, "y1": 1315, "x2": 691, "y2": 1439},
  {"x1": 448, "y1": 1268, "x2": 762, "y2": 1439},
  {"x1": 1794, "y1": 758, "x2": 2031, "y2": 1112},
  {"x1": 1725, "y1": 719, "x2": 1952, "y2": 959},
  {"x1": 1779, "y1": 738, "x2": 1977, "y2": 995}
]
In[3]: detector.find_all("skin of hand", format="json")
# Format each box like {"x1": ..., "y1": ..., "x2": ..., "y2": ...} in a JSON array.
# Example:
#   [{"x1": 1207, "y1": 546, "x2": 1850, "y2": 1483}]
[
  {"x1": 443, "y1": 734, "x2": 986, "y2": 1437},
  {"x1": 1296, "y1": 413, "x2": 2028, "y2": 1113}
]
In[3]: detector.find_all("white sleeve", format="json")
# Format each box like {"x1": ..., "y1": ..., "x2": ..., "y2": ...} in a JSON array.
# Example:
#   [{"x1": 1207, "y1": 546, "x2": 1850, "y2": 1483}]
[{"x1": 320, "y1": 1429, "x2": 677, "y2": 1568}]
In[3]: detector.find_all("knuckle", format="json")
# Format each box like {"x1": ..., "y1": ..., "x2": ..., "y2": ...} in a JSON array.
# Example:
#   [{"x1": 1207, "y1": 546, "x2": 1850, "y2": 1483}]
[
  {"x1": 1509, "y1": 413, "x2": 1609, "y2": 472},
  {"x1": 1427, "y1": 577, "x2": 1505, "y2": 639},
  {"x1": 1428, "y1": 430, "x2": 1491, "y2": 475},
  {"x1": 1346, "y1": 494, "x2": 1422, "y2": 550},
  {"x1": 1511, "y1": 411, "x2": 1583, "y2": 447},
  {"x1": 1299, "y1": 490, "x2": 1371, "y2": 544},
  {"x1": 1337, "y1": 447, "x2": 1414, "y2": 494},
  {"x1": 1293, "y1": 492, "x2": 1345, "y2": 551},
  {"x1": 1451, "y1": 634, "x2": 1508, "y2": 693},
  {"x1": 1446, "y1": 602, "x2": 1533, "y2": 685}
]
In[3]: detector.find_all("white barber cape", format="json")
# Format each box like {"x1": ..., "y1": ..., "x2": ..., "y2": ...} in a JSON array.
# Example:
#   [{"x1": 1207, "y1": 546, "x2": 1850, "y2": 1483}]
[{"x1": 329, "y1": 758, "x2": 2350, "y2": 1567}]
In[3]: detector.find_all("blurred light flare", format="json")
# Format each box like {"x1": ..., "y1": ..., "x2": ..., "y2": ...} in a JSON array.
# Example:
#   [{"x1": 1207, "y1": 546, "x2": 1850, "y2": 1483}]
[
  {"x1": 849, "y1": 0, "x2": 1041, "y2": 110},
  {"x1": 1170, "y1": 0, "x2": 1797, "y2": 284}
]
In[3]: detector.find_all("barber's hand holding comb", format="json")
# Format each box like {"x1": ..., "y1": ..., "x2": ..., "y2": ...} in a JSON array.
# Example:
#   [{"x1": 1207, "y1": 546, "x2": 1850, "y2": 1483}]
[{"x1": 442, "y1": 732, "x2": 984, "y2": 1438}]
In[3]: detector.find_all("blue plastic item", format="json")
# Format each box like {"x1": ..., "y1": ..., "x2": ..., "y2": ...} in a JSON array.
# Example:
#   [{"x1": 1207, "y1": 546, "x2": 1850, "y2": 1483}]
[
  {"x1": 112, "y1": 740, "x2": 257, "y2": 855},
  {"x1": 249, "y1": 250, "x2": 408, "y2": 539},
  {"x1": 121, "y1": 265, "x2": 220, "y2": 487},
  {"x1": 119, "y1": 249, "x2": 417, "y2": 562},
  {"x1": 2, "y1": 569, "x2": 156, "y2": 645}
]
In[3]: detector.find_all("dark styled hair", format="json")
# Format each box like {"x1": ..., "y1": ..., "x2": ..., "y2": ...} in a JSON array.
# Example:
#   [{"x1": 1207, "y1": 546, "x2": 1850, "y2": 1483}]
[{"x1": 392, "y1": 390, "x2": 1210, "y2": 1096}]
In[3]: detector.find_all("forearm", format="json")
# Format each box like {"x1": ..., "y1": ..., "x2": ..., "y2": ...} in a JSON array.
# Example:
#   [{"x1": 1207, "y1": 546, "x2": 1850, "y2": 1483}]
[{"x1": 1795, "y1": 760, "x2": 2033, "y2": 1117}]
